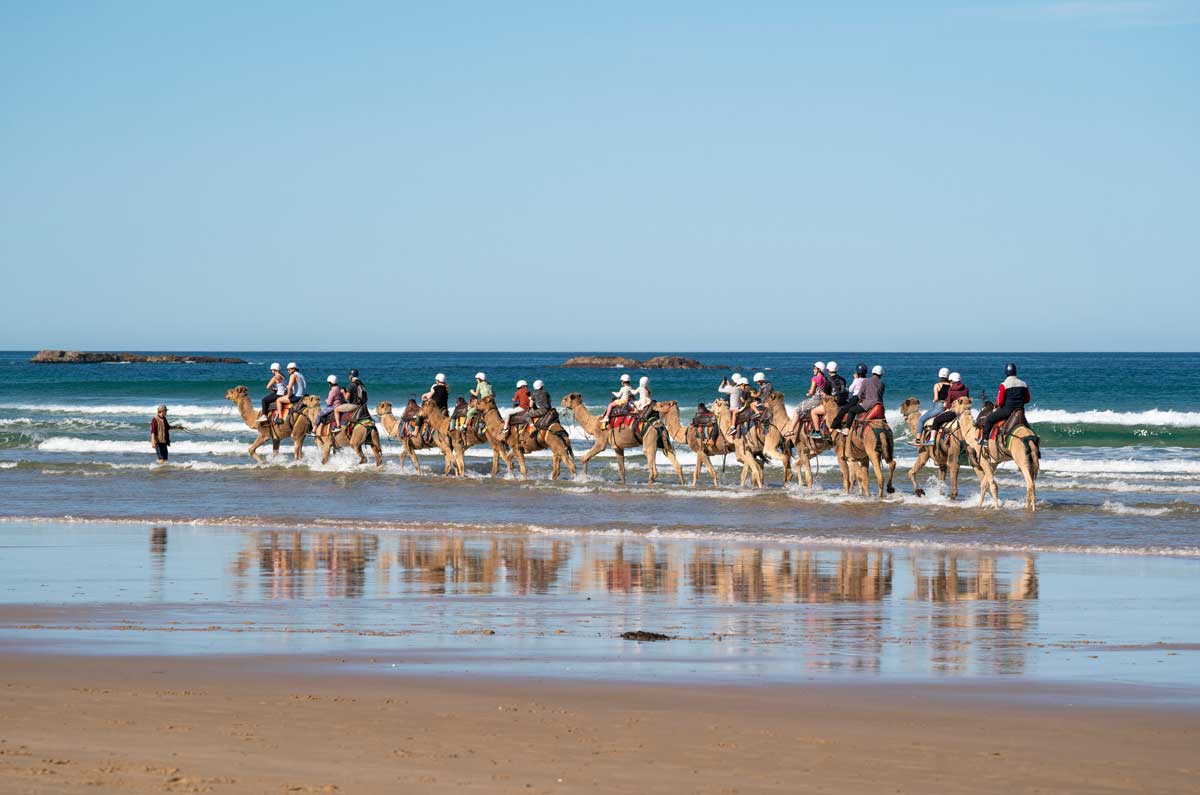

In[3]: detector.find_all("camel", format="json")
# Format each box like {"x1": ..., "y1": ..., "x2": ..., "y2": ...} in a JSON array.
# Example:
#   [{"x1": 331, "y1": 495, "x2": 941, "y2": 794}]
[
  {"x1": 820, "y1": 395, "x2": 896, "y2": 498},
  {"x1": 225, "y1": 385, "x2": 310, "y2": 463},
  {"x1": 759, "y1": 391, "x2": 835, "y2": 488},
  {"x1": 656, "y1": 400, "x2": 739, "y2": 487},
  {"x1": 472, "y1": 397, "x2": 576, "y2": 480},
  {"x1": 560, "y1": 393, "x2": 684, "y2": 485},
  {"x1": 957, "y1": 403, "x2": 1041, "y2": 511},
  {"x1": 298, "y1": 396, "x2": 383, "y2": 466},
  {"x1": 901, "y1": 396, "x2": 987, "y2": 500},
  {"x1": 444, "y1": 401, "x2": 515, "y2": 478},
  {"x1": 707, "y1": 400, "x2": 765, "y2": 488},
  {"x1": 375, "y1": 400, "x2": 457, "y2": 474}
]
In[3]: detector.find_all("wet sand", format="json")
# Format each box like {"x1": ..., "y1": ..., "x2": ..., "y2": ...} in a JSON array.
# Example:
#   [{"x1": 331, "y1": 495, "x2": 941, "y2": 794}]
[{"x1": 2, "y1": 653, "x2": 1198, "y2": 794}]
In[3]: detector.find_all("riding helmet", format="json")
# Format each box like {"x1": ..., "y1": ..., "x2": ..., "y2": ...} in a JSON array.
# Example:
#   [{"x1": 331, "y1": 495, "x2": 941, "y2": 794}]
[
  {"x1": 1005, "y1": 363, "x2": 1018, "y2": 377},
  {"x1": 855, "y1": 363, "x2": 868, "y2": 377}
]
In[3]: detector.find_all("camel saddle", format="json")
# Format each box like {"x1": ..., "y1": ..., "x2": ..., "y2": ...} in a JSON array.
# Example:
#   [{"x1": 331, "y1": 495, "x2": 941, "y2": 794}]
[
  {"x1": 985, "y1": 408, "x2": 1032, "y2": 444},
  {"x1": 691, "y1": 407, "x2": 717, "y2": 428},
  {"x1": 532, "y1": 408, "x2": 560, "y2": 431}
]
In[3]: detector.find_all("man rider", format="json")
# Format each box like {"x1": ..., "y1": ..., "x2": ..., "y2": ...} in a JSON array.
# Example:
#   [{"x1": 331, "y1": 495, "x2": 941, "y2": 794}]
[
  {"x1": 978, "y1": 363, "x2": 1031, "y2": 443},
  {"x1": 466, "y1": 372, "x2": 492, "y2": 422},
  {"x1": 752, "y1": 372, "x2": 773, "y2": 400},
  {"x1": 422, "y1": 373, "x2": 450, "y2": 411},
  {"x1": 929, "y1": 372, "x2": 969, "y2": 436},
  {"x1": 273, "y1": 362, "x2": 307, "y2": 424},
  {"x1": 338, "y1": 368, "x2": 368, "y2": 423},
  {"x1": 528, "y1": 380, "x2": 552, "y2": 420},
  {"x1": 501, "y1": 379, "x2": 532, "y2": 432}
]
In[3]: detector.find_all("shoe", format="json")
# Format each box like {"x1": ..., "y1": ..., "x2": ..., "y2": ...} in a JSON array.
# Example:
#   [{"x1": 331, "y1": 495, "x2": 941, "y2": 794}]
[{"x1": 809, "y1": 431, "x2": 824, "y2": 439}]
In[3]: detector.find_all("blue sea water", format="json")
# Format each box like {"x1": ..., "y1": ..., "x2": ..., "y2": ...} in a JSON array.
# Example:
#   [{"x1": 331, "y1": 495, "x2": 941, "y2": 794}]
[{"x1": 1, "y1": 351, "x2": 1198, "y2": 557}]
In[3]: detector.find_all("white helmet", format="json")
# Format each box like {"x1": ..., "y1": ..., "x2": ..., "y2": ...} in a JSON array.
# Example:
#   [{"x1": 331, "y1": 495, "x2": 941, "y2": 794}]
[
  {"x1": 270, "y1": 362, "x2": 281, "y2": 371},
  {"x1": 327, "y1": 375, "x2": 338, "y2": 385},
  {"x1": 753, "y1": 372, "x2": 766, "y2": 382},
  {"x1": 730, "y1": 372, "x2": 742, "y2": 382},
  {"x1": 286, "y1": 361, "x2": 298, "y2": 370},
  {"x1": 738, "y1": 375, "x2": 750, "y2": 385},
  {"x1": 532, "y1": 379, "x2": 544, "y2": 390},
  {"x1": 826, "y1": 361, "x2": 838, "y2": 373},
  {"x1": 814, "y1": 361, "x2": 826, "y2": 371},
  {"x1": 475, "y1": 372, "x2": 486, "y2": 381},
  {"x1": 620, "y1": 373, "x2": 631, "y2": 383},
  {"x1": 516, "y1": 379, "x2": 528, "y2": 388},
  {"x1": 639, "y1": 376, "x2": 649, "y2": 386},
  {"x1": 938, "y1": 367, "x2": 950, "y2": 379},
  {"x1": 949, "y1": 372, "x2": 961, "y2": 382},
  {"x1": 435, "y1": 373, "x2": 446, "y2": 383},
  {"x1": 872, "y1": 365, "x2": 884, "y2": 376}
]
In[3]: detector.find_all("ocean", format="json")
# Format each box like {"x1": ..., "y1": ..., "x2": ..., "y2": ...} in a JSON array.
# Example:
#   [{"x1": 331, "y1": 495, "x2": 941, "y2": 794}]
[{"x1": 1, "y1": 350, "x2": 1198, "y2": 558}]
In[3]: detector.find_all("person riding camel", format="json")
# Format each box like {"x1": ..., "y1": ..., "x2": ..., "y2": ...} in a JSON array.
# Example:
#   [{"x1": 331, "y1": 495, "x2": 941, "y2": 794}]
[
  {"x1": 338, "y1": 369, "x2": 368, "y2": 423},
  {"x1": 315, "y1": 375, "x2": 347, "y2": 430},
  {"x1": 600, "y1": 374, "x2": 635, "y2": 425},
  {"x1": 929, "y1": 372, "x2": 969, "y2": 436},
  {"x1": 633, "y1": 376, "x2": 653, "y2": 412},
  {"x1": 273, "y1": 362, "x2": 307, "y2": 424},
  {"x1": 260, "y1": 363, "x2": 287, "y2": 423},
  {"x1": 917, "y1": 368, "x2": 952, "y2": 445},
  {"x1": 501, "y1": 380, "x2": 532, "y2": 432},
  {"x1": 978, "y1": 363, "x2": 1031, "y2": 444},
  {"x1": 421, "y1": 373, "x2": 450, "y2": 411},
  {"x1": 466, "y1": 372, "x2": 493, "y2": 422},
  {"x1": 717, "y1": 374, "x2": 747, "y2": 440},
  {"x1": 810, "y1": 361, "x2": 844, "y2": 439},
  {"x1": 830, "y1": 363, "x2": 868, "y2": 434},
  {"x1": 528, "y1": 379, "x2": 552, "y2": 420},
  {"x1": 787, "y1": 361, "x2": 827, "y2": 438},
  {"x1": 841, "y1": 365, "x2": 884, "y2": 427},
  {"x1": 752, "y1": 372, "x2": 773, "y2": 400}
]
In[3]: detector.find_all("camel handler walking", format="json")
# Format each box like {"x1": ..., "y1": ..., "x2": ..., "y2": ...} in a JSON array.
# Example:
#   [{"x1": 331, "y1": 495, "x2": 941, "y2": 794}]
[{"x1": 150, "y1": 405, "x2": 186, "y2": 463}]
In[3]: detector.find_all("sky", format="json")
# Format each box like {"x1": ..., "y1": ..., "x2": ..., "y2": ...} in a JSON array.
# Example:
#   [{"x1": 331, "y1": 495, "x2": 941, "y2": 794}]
[{"x1": 1, "y1": 1, "x2": 1197, "y2": 351}]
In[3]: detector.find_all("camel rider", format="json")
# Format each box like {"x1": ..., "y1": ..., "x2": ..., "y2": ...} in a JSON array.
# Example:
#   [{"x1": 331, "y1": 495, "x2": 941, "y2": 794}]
[
  {"x1": 917, "y1": 368, "x2": 952, "y2": 445},
  {"x1": 752, "y1": 372, "x2": 773, "y2": 400},
  {"x1": 929, "y1": 372, "x2": 969, "y2": 436},
  {"x1": 858, "y1": 366, "x2": 886, "y2": 419},
  {"x1": 633, "y1": 376, "x2": 653, "y2": 412},
  {"x1": 316, "y1": 375, "x2": 347, "y2": 430},
  {"x1": 422, "y1": 373, "x2": 450, "y2": 411},
  {"x1": 718, "y1": 374, "x2": 747, "y2": 439},
  {"x1": 600, "y1": 374, "x2": 635, "y2": 424},
  {"x1": 528, "y1": 379, "x2": 552, "y2": 420},
  {"x1": 838, "y1": 364, "x2": 878, "y2": 429},
  {"x1": 466, "y1": 372, "x2": 493, "y2": 421},
  {"x1": 501, "y1": 380, "x2": 532, "y2": 432},
  {"x1": 810, "y1": 361, "x2": 845, "y2": 439},
  {"x1": 978, "y1": 363, "x2": 1031, "y2": 444},
  {"x1": 260, "y1": 363, "x2": 287, "y2": 422},
  {"x1": 338, "y1": 369, "x2": 368, "y2": 423},
  {"x1": 794, "y1": 362, "x2": 827, "y2": 438},
  {"x1": 273, "y1": 362, "x2": 307, "y2": 424}
]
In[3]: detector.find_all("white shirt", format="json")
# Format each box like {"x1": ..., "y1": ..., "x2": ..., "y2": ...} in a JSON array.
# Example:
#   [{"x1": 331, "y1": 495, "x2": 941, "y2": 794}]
[
  {"x1": 848, "y1": 376, "x2": 865, "y2": 398},
  {"x1": 633, "y1": 385, "x2": 652, "y2": 410},
  {"x1": 611, "y1": 385, "x2": 634, "y2": 401},
  {"x1": 718, "y1": 383, "x2": 743, "y2": 412}
]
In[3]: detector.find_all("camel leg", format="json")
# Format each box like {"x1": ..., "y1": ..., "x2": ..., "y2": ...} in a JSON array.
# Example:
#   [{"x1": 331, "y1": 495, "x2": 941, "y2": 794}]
[
  {"x1": 643, "y1": 437, "x2": 659, "y2": 485},
  {"x1": 371, "y1": 431, "x2": 382, "y2": 467},
  {"x1": 409, "y1": 443, "x2": 422, "y2": 474},
  {"x1": 514, "y1": 444, "x2": 528, "y2": 480},
  {"x1": 659, "y1": 437, "x2": 685, "y2": 485},
  {"x1": 248, "y1": 432, "x2": 271, "y2": 464},
  {"x1": 579, "y1": 439, "x2": 607, "y2": 478},
  {"x1": 1021, "y1": 460, "x2": 1037, "y2": 511},
  {"x1": 885, "y1": 458, "x2": 896, "y2": 495},
  {"x1": 559, "y1": 436, "x2": 577, "y2": 478},
  {"x1": 320, "y1": 440, "x2": 332, "y2": 465},
  {"x1": 908, "y1": 448, "x2": 930, "y2": 497},
  {"x1": 613, "y1": 448, "x2": 627, "y2": 483}
]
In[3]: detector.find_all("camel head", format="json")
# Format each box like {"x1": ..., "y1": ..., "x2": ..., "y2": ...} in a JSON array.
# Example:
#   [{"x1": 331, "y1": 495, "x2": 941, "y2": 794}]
[
  {"x1": 656, "y1": 399, "x2": 678, "y2": 414},
  {"x1": 900, "y1": 397, "x2": 921, "y2": 418},
  {"x1": 376, "y1": 400, "x2": 393, "y2": 416},
  {"x1": 710, "y1": 398, "x2": 730, "y2": 417},
  {"x1": 950, "y1": 396, "x2": 973, "y2": 414},
  {"x1": 561, "y1": 392, "x2": 585, "y2": 409},
  {"x1": 762, "y1": 391, "x2": 786, "y2": 411},
  {"x1": 226, "y1": 385, "x2": 249, "y2": 401},
  {"x1": 300, "y1": 394, "x2": 321, "y2": 417}
]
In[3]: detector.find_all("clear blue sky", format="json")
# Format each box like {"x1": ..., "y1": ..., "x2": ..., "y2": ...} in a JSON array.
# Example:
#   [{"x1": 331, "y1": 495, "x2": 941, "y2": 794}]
[{"x1": 1, "y1": 1, "x2": 1196, "y2": 351}]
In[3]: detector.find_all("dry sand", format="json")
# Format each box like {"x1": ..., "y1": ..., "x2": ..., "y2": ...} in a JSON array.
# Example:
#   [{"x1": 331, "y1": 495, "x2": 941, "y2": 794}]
[{"x1": 1, "y1": 654, "x2": 1197, "y2": 794}]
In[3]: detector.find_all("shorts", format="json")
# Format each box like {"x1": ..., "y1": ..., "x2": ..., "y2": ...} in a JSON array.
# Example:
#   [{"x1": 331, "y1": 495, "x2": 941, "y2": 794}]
[{"x1": 154, "y1": 443, "x2": 169, "y2": 461}]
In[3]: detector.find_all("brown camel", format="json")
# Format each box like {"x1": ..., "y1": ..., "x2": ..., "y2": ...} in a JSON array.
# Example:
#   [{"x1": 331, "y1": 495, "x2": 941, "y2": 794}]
[
  {"x1": 707, "y1": 400, "x2": 765, "y2": 488},
  {"x1": 759, "y1": 391, "x2": 835, "y2": 488},
  {"x1": 472, "y1": 397, "x2": 576, "y2": 480},
  {"x1": 902, "y1": 396, "x2": 987, "y2": 500},
  {"x1": 560, "y1": 394, "x2": 684, "y2": 485},
  {"x1": 958, "y1": 404, "x2": 1041, "y2": 511},
  {"x1": 225, "y1": 385, "x2": 310, "y2": 462},
  {"x1": 821, "y1": 395, "x2": 896, "y2": 498},
  {"x1": 445, "y1": 401, "x2": 515, "y2": 478},
  {"x1": 298, "y1": 396, "x2": 383, "y2": 466},
  {"x1": 655, "y1": 400, "x2": 738, "y2": 487},
  {"x1": 375, "y1": 400, "x2": 457, "y2": 475}
]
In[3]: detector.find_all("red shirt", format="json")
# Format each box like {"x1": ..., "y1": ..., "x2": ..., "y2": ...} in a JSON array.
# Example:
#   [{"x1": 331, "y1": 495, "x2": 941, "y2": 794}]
[{"x1": 513, "y1": 387, "x2": 531, "y2": 410}]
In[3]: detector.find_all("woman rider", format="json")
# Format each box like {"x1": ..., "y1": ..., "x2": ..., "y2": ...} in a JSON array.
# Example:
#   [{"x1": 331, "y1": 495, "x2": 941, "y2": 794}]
[{"x1": 260, "y1": 362, "x2": 287, "y2": 423}]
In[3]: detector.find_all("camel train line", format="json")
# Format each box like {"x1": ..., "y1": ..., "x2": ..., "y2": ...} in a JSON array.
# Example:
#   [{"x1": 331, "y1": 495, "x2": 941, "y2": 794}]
[{"x1": 223, "y1": 368, "x2": 1041, "y2": 511}]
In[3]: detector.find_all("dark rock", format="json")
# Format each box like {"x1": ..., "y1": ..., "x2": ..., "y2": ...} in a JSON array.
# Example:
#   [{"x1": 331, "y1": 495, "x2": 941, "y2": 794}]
[
  {"x1": 563, "y1": 355, "x2": 722, "y2": 370},
  {"x1": 30, "y1": 350, "x2": 246, "y2": 364},
  {"x1": 620, "y1": 631, "x2": 672, "y2": 642}
]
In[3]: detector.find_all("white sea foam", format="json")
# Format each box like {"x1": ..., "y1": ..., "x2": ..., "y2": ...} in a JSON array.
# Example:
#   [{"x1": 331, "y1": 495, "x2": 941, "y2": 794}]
[
  {"x1": 1038, "y1": 456, "x2": 1200, "y2": 476},
  {"x1": 0, "y1": 403, "x2": 228, "y2": 417},
  {"x1": 1027, "y1": 408, "x2": 1200, "y2": 427},
  {"x1": 1099, "y1": 501, "x2": 1173, "y2": 517},
  {"x1": 38, "y1": 437, "x2": 251, "y2": 456}
]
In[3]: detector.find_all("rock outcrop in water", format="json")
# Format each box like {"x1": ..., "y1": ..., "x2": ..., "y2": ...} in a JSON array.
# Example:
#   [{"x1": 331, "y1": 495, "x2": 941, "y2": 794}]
[
  {"x1": 562, "y1": 355, "x2": 721, "y2": 369},
  {"x1": 30, "y1": 350, "x2": 246, "y2": 364}
]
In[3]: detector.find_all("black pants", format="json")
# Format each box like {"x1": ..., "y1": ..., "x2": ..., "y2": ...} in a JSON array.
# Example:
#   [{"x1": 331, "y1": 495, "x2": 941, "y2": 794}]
[
  {"x1": 930, "y1": 409, "x2": 957, "y2": 433},
  {"x1": 830, "y1": 398, "x2": 858, "y2": 429},
  {"x1": 262, "y1": 393, "x2": 281, "y2": 415},
  {"x1": 154, "y1": 443, "x2": 169, "y2": 461},
  {"x1": 980, "y1": 404, "x2": 1016, "y2": 439}
]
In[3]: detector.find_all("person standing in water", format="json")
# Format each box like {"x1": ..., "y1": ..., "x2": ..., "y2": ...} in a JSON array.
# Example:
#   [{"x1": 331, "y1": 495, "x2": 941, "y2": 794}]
[{"x1": 150, "y1": 405, "x2": 185, "y2": 463}]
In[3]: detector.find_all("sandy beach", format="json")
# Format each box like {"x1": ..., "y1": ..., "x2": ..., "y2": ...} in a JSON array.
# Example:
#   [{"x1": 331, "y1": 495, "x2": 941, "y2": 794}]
[{"x1": 2, "y1": 653, "x2": 1197, "y2": 794}]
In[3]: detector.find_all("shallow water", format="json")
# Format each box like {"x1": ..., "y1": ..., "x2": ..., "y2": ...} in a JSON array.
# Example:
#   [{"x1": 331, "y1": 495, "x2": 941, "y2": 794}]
[{"x1": 2, "y1": 520, "x2": 1196, "y2": 693}]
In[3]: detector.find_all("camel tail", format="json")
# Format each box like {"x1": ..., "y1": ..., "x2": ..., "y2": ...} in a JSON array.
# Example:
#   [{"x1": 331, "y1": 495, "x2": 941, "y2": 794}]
[{"x1": 1029, "y1": 436, "x2": 1041, "y2": 479}]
